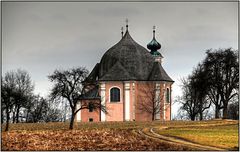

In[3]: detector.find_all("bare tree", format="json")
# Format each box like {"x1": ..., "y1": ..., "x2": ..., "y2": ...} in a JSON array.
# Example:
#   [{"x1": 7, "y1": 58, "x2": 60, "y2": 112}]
[
  {"x1": 23, "y1": 94, "x2": 35, "y2": 122},
  {"x1": 2, "y1": 69, "x2": 34, "y2": 124},
  {"x1": 1, "y1": 72, "x2": 16, "y2": 131},
  {"x1": 191, "y1": 63, "x2": 211, "y2": 120},
  {"x1": 48, "y1": 67, "x2": 104, "y2": 129},
  {"x1": 178, "y1": 77, "x2": 200, "y2": 121},
  {"x1": 204, "y1": 48, "x2": 239, "y2": 119},
  {"x1": 178, "y1": 70, "x2": 212, "y2": 121},
  {"x1": 173, "y1": 107, "x2": 188, "y2": 120},
  {"x1": 28, "y1": 95, "x2": 48, "y2": 123},
  {"x1": 227, "y1": 93, "x2": 239, "y2": 120},
  {"x1": 13, "y1": 69, "x2": 34, "y2": 123}
]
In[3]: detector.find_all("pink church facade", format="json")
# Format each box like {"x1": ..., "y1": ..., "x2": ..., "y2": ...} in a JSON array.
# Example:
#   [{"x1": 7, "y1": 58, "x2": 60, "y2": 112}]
[{"x1": 76, "y1": 25, "x2": 174, "y2": 122}]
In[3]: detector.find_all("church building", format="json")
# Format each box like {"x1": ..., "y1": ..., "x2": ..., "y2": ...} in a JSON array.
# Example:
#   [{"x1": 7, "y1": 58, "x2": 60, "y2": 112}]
[{"x1": 76, "y1": 23, "x2": 174, "y2": 122}]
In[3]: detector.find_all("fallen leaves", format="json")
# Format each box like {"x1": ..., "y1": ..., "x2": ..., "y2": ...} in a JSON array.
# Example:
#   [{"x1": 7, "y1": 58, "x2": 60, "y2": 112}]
[
  {"x1": 2, "y1": 128, "x2": 190, "y2": 151},
  {"x1": 2, "y1": 120, "x2": 235, "y2": 151}
]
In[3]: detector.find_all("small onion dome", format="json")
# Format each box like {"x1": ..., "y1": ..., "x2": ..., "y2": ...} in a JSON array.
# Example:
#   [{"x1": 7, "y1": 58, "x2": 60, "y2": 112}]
[
  {"x1": 147, "y1": 37, "x2": 161, "y2": 51},
  {"x1": 147, "y1": 26, "x2": 161, "y2": 55}
]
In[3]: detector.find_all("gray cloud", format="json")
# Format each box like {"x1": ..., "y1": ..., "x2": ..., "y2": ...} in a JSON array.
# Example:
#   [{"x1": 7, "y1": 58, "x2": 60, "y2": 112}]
[{"x1": 2, "y1": 2, "x2": 237, "y2": 115}]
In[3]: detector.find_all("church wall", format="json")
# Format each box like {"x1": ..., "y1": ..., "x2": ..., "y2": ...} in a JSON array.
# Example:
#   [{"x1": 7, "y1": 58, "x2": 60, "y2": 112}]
[
  {"x1": 77, "y1": 81, "x2": 172, "y2": 122},
  {"x1": 80, "y1": 100, "x2": 101, "y2": 122},
  {"x1": 134, "y1": 81, "x2": 172, "y2": 121},
  {"x1": 105, "y1": 82, "x2": 124, "y2": 121},
  {"x1": 165, "y1": 104, "x2": 171, "y2": 120},
  {"x1": 135, "y1": 81, "x2": 155, "y2": 121}
]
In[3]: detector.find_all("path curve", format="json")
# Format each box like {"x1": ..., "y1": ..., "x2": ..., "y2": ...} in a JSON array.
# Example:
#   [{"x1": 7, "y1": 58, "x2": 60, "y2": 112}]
[
  {"x1": 136, "y1": 127, "x2": 225, "y2": 151},
  {"x1": 150, "y1": 127, "x2": 224, "y2": 151}
]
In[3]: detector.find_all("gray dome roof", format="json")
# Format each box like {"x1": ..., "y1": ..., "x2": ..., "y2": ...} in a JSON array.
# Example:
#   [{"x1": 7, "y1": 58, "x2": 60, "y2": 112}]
[
  {"x1": 85, "y1": 30, "x2": 173, "y2": 82},
  {"x1": 99, "y1": 31, "x2": 155, "y2": 80}
]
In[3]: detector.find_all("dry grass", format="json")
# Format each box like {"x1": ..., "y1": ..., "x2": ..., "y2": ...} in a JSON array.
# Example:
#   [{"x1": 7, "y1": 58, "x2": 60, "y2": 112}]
[
  {"x1": 1, "y1": 120, "x2": 238, "y2": 151},
  {"x1": 2, "y1": 128, "x2": 192, "y2": 151},
  {"x1": 155, "y1": 120, "x2": 239, "y2": 150}
]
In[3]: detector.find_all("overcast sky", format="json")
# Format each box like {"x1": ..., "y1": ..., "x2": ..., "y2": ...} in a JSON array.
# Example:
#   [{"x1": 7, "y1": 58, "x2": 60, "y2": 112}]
[{"x1": 2, "y1": 2, "x2": 238, "y2": 116}]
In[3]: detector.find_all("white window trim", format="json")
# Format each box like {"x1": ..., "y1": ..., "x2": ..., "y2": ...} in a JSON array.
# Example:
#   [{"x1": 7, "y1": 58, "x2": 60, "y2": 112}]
[
  {"x1": 124, "y1": 82, "x2": 130, "y2": 121},
  {"x1": 109, "y1": 86, "x2": 121, "y2": 103}
]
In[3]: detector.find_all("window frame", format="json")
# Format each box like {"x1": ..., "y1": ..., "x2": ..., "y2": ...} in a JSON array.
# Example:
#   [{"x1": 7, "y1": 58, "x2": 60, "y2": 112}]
[
  {"x1": 109, "y1": 87, "x2": 121, "y2": 102},
  {"x1": 166, "y1": 88, "x2": 170, "y2": 103}
]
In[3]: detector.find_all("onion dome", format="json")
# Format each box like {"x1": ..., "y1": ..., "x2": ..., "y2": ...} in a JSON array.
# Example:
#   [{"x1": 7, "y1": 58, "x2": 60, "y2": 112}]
[{"x1": 147, "y1": 26, "x2": 162, "y2": 56}]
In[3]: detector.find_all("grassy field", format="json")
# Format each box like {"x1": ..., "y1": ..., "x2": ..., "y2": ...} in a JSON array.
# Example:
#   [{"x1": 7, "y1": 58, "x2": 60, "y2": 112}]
[
  {"x1": 1, "y1": 120, "x2": 239, "y2": 151},
  {"x1": 155, "y1": 121, "x2": 239, "y2": 150}
]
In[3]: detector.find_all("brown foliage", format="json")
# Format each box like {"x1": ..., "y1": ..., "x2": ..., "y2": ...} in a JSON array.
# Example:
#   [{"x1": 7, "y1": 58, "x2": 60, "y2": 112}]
[{"x1": 2, "y1": 127, "x2": 192, "y2": 150}]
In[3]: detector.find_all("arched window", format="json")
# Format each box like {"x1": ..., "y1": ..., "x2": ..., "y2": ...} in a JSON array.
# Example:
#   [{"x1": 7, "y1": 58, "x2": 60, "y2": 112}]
[
  {"x1": 110, "y1": 87, "x2": 120, "y2": 102},
  {"x1": 166, "y1": 88, "x2": 170, "y2": 103}
]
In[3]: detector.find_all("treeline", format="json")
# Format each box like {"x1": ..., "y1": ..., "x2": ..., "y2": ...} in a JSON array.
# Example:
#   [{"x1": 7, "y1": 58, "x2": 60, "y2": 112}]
[
  {"x1": 1, "y1": 69, "x2": 70, "y2": 131},
  {"x1": 2, "y1": 67, "x2": 98, "y2": 130},
  {"x1": 177, "y1": 48, "x2": 239, "y2": 120}
]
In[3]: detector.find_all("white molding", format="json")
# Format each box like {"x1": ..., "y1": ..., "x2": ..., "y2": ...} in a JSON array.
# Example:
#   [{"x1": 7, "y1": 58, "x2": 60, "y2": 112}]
[
  {"x1": 124, "y1": 82, "x2": 130, "y2": 121},
  {"x1": 155, "y1": 82, "x2": 161, "y2": 120},
  {"x1": 132, "y1": 82, "x2": 135, "y2": 120},
  {"x1": 76, "y1": 102, "x2": 81, "y2": 122},
  {"x1": 100, "y1": 83, "x2": 106, "y2": 121}
]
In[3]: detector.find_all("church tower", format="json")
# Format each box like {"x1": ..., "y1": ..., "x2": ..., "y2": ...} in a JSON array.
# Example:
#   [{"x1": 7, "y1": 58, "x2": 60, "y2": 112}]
[{"x1": 147, "y1": 26, "x2": 163, "y2": 63}]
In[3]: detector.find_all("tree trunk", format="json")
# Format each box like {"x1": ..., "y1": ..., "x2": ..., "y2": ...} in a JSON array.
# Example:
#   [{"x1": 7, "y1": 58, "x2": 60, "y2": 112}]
[
  {"x1": 16, "y1": 105, "x2": 20, "y2": 123},
  {"x1": 5, "y1": 107, "x2": 10, "y2": 132},
  {"x1": 190, "y1": 115, "x2": 195, "y2": 121},
  {"x1": 199, "y1": 112, "x2": 203, "y2": 121},
  {"x1": 26, "y1": 110, "x2": 29, "y2": 123},
  {"x1": 215, "y1": 106, "x2": 220, "y2": 119},
  {"x1": 222, "y1": 104, "x2": 228, "y2": 119},
  {"x1": 199, "y1": 100, "x2": 203, "y2": 121},
  {"x1": 69, "y1": 110, "x2": 75, "y2": 130},
  {"x1": 152, "y1": 112, "x2": 155, "y2": 121},
  {"x1": 12, "y1": 109, "x2": 16, "y2": 123},
  {"x1": 1, "y1": 109, "x2": 4, "y2": 124}
]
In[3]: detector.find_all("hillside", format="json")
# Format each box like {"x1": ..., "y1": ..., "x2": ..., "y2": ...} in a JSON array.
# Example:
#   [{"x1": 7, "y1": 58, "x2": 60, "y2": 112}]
[{"x1": 1, "y1": 120, "x2": 238, "y2": 151}]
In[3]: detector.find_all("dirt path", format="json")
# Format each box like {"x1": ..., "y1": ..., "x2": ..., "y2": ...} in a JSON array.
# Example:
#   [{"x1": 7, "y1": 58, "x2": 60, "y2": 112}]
[
  {"x1": 137, "y1": 127, "x2": 225, "y2": 151},
  {"x1": 150, "y1": 127, "x2": 225, "y2": 150}
]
